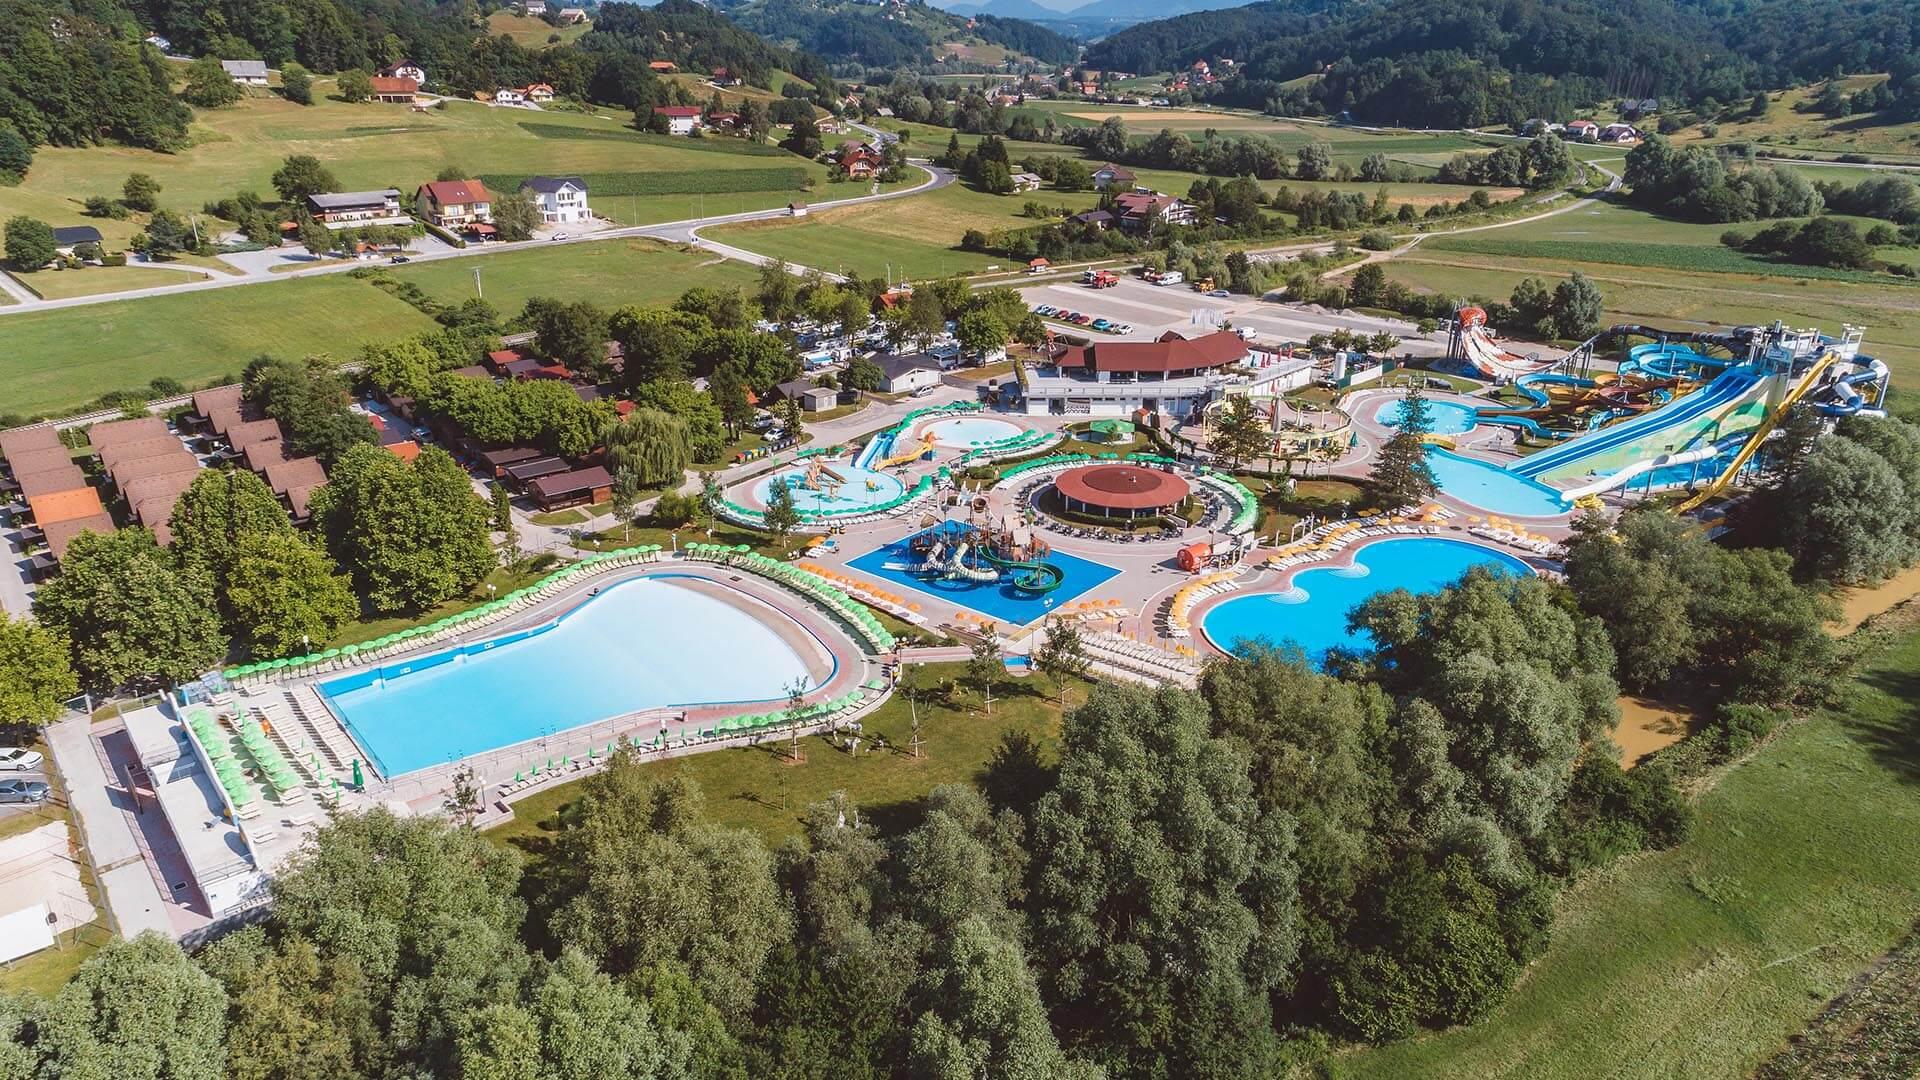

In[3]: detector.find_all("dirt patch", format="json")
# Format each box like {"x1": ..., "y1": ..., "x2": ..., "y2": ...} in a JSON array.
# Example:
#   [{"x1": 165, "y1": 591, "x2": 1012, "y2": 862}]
[
  {"x1": 1831, "y1": 563, "x2": 1920, "y2": 635},
  {"x1": 1613, "y1": 695, "x2": 1700, "y2": 767}
]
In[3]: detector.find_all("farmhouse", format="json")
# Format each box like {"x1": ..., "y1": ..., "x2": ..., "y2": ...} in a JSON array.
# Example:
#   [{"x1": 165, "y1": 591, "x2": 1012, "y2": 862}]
[
  {"x1": 1566, "y1": 119, "x2": 1600, "y2": 141},
  {"x1": 523, "y1": 0, "x2": 547, "y2": 12},
  {"x1": 1011, "y1": 171, "x2": 1043, "y2": 192},
  {"x1": 1112, "y1": 191, "x2": 1198, "y2": 230},
  {"x1": 519, "y1": 176, "x2": 591, "y2": 225},
  {"x1": 221, "y1": 59, "x2": 269, "y2": 86},
  {"x1": 1599, "y1": 122, "x2": 1640, "y2": 143},
  {"x1": 1091, "y1": 163, "x2": 1137, "y2": 191},
  {"x1": 710, "y1": 67, "x2": 739, "y2": 86},
  {"x1": 415, "y1": 180, "x2": 494, "y2": 234},
  {"x1": 380, "y1": 61, "x2": 426, "y2": 84},
  {"x1": 1069, "y1": 209, "x2": 1114, "y2": 230},
  {"x1": 370, "y1": 76, "x2": 419, "y2": 103},
  {"x1": 524, "y1": 83, "x2": 555, "y2": 103},
  {"x1": 653, "y1": 105, "x2": 704, "y2": 135},
  {"x1": 306, "y1": 189, "x2": 405, "y2": 228},
  {"x1": 494, "y1": 88, "x2": 526, "y2": 105},
  {"x1": 557, "y1": 6, "x2": 587, "y2": 23}
]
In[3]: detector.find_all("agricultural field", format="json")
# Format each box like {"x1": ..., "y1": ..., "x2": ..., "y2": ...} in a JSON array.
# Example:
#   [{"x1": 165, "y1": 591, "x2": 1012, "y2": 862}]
[
  {"x1": 708, "y1": 180, "x2": 1092, "y2": 278},
  {"x1": 0, "y1": 91, "x2": 834, "y2": 251},
  {"x1": 483, "y1": 10, "x2": 593, "y2": 48},
  {"x1": 1340, "y1": 619, "x2": 1920, "y2": 1080},
  {"x1": 0, "y1": 239, "x2": 755, "y2": 418},
  {"x1": 10, "y1": 264, "x2": 210, "y2": 300}
]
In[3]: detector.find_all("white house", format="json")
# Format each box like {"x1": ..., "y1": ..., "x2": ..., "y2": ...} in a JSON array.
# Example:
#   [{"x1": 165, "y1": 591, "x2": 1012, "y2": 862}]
[
  {"x1": 381, "y1": 61, "x2": 426, "y2": 84},
  {"x1": 520, "y1": 176, "x2": 591, "y2": 225},
  {"x1": 306, "y1": 189, "x2": 405, "y2": 228},
  {"x1": 1092, "y1": 163, "x2": 1137, "y2": 191},
  {"x1": 494, "y1": 88, "x2": 526, "y2": 105},
  {"x1": 1599, "y1": 122, "x2": 1640, "y2": 143},
  {"x1": 877, "y1": 353, "x2": 945, "y2": 395},
  {"x1": 221, "y1": 59, "x2": 269, "y2": 87},
  {"x1": 523, "y1": 0, "x2": 547, "y2": 12},
  {"x1": 1011, "y1": 171, "x2": 1043, "y2": 192},
  {"x1": 557, "y1": 6, "x2": 587, "y2": 22},
  {"x1": 1566, "y1": 119, "x2": 1600, "y2": 141},
  {"x1": 653, "y1": 106, "x2": 703, "y2": 135},
  {"x1": 524, "y1": 82, "x2": 555, "y2": 103}
]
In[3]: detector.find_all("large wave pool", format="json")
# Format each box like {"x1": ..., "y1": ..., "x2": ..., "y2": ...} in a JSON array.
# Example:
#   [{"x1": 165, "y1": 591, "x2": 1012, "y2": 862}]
[
  {"x1": 753, "y1": 461, "x2": 905, "y2": 513},
  {"x1": 1427, "y1": 447, "x2": 1569, "y2": 517},
  {"x1": 1376, "y1": 397, "x2": 1479, "y2": 435},
  {"x1": 320, "y1": 576, "x2": 819, "y2": 776},
  {"x1": 921, "y1": 416, "x2": 1024, "y2": 448},
  {"x1": 847, "y1": 522, "x2": 1122, "y2": 625},
  {"x1": 1201, "y1": 538, "x2": 1531, "y2": 665}
]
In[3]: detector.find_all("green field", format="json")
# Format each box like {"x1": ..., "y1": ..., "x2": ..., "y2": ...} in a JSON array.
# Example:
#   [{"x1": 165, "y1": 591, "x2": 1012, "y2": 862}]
[
  {"x1": 492, "y1": 661, "x2": 1069, "y2": 848},
  {"x1": 8, "y1": 263, "x2": 210, "y2": 300},
  {"x1": 0, "y1": 92, "x2": 833, "y2": 252},
  {"x1": 1341, "y1": 618, "x2": 1920, "y2": 1079},
  {"x1": 0, "y1": 238, "x2": 757, "y2": 418}
]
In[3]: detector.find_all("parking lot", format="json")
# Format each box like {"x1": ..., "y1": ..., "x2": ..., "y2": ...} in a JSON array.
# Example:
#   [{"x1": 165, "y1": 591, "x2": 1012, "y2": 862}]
[{"x1": 1019, "y1": 276, "x2": 1447, "y2": 357}]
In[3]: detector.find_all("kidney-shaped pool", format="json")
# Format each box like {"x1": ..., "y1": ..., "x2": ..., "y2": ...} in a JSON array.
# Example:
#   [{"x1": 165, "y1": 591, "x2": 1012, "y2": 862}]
[
  {"x1": 320, "y1": 576, "x2": 822, "y2": 776},
  {"x1": 1201, "y1": 537, "x2": 1531, "y2": 665}
]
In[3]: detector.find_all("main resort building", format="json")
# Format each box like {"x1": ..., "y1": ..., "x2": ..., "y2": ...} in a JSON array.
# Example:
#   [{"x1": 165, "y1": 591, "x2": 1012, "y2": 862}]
[{"x1": 1019, "y1": 330, "x2": 1314, "y2": 418}]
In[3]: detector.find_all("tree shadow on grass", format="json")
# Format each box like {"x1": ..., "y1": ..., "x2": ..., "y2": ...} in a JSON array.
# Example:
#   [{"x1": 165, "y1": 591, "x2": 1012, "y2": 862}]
[{"x1": 1836, "y1": 664, "x2": 1920, "y2": 785}]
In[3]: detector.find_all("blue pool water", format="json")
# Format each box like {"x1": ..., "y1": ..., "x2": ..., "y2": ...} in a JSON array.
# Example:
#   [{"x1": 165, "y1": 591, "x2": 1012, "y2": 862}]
[
  {"x1": 1427, "y1": 448, "x2": 1568, "y2": 517},
  {"x1": 753, "y1": 461, "x2": 905, "y2": 513},
  {"x1": 1202, "y1": 538, "x2": 1531, "y2": 664},
  {"x1": 320, "y1": 576, "x2": 818, "y2": 776},
  {"x1": 847, "y1": 522, "x2": 1122, "y2": 625},
  {"x1": 1377, "y1": 398, "x2": 1479, "y2": 435},
  {"x1": 922, "y1": 416, "x2": 1024, "y2": 447}
]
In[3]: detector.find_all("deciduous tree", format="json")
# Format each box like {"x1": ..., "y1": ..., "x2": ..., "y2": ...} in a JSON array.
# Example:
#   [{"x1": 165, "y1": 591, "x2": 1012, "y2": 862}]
[
  {"x1": 309, "y1": 444, "x2": 494, "y2": 613},
  {"x1": 0, "y1": 615, "x2": 77, "y2": 726},
  {"x1": 182, "y1": 56, "x2": 243, "y2": 108},
  {"x1": 32, "y1": 528, "x2": 226, "y2": 690}
]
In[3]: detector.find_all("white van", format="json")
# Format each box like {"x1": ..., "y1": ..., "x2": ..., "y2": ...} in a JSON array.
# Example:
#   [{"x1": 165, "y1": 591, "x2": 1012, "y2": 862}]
[{"x1": 1155, "y1": 271, "x2": 1185, "y2": 286}]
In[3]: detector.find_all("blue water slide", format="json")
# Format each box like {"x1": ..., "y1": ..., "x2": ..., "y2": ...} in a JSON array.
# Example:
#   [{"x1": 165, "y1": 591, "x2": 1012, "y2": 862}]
[
  {"x1": 1510, "y1": 365, "x2": 1762, "y2": 480},
  {"x1": 1554, "y1": 430, "x2": 1754, "y2": 501},
  {"x1": 1476, "y1": 413, "x2": 1577, "y2": 440},
  {"x1": 1812, "y1": 356, "x2": 1890, "y2": 418},
  {"x1": 1619, "y1": 342, "x2": 1731, "y2": 382}
]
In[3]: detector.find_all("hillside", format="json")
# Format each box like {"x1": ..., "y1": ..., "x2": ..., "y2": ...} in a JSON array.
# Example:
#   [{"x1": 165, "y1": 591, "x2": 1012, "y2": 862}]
[
  {"x1": 933, "y1": 0, "x2": 1248, "y2": 28},
  {"x1": 709, "y1": 0, "x2": 1077, "y2": 68},
  {"x1": 1084, "y1": 0, "x2": 1920, "y2": 128}
]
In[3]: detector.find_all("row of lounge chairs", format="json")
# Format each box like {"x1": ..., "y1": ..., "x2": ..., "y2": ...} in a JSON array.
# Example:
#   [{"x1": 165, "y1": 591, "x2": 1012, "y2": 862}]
[{"x1": 1082, "y1": 630, "x2": 1201, "y2": 686}]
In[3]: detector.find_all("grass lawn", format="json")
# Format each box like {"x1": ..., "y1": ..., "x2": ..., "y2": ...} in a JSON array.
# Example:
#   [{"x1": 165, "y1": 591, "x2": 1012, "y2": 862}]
[
  {"x1": 0, "y1": 238, "x2": 756, "y2": 419},
  {"x1": 484, "y1": 10, "x2": 591, "y2": 47},
  {"x1": 490, "y1": 661, "x2": 1074, "y2": 849},
  {"x1": 9, "y1": 264, "x2": 208, "y2": 300},
  {"x1": 0, "y1": 92, "x2": 831, "y2": 252},
  {"x1": 1338, "y1": 618, "x2": 1920, "y2": 1079}
]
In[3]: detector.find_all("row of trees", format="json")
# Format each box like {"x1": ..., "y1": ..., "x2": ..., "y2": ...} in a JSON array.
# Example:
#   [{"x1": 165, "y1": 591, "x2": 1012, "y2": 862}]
[{"x1": 1623, "y1": 135, "x2": 1824, "y2": 222}]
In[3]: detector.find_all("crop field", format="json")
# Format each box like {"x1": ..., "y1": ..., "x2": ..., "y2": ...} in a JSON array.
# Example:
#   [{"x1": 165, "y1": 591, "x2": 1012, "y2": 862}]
[
  {"x1": 0, "y1": 93, "x2": 832, "y2": 251},
  {"x1": 0, "y1": 239, "x2": 755, "y2": 418},
  {"x1": 1340, "y1": 620, "x2": 1920, "y2": 1080}
]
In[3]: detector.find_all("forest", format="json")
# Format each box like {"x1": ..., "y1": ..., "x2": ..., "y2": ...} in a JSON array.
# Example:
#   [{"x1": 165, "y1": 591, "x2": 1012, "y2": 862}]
[
  {"x1": 1086, "y1": 0, "x2": 1920, "y2": 128},
  {"x1": 707, "y1": 0, "x2": 1076, "y2": 71}
]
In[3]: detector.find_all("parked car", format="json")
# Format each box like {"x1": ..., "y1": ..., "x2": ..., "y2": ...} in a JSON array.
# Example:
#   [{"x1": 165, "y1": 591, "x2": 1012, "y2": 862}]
[
  {"x1": 1035, "y1": 305, "x2": 1055, "y2": 316},
  {"x1": 1074, "y1": 314, "x2": 1093, "y2": 325},
  {"x1": 551, "y1": 233, "x2": 569, "y2": 241},
  {"x1": 0, "y1": 748, "x2": 43, "y2": 772},
  {"x1": 0, "y1": 779, "x2": 49, "y2": 804},
  {"x1": 1207, "y1": 289, "x2": 1231, "y2": 297},
  {"x1": 1092, "y1": 319, "x2": 1112, "y2": 331}
]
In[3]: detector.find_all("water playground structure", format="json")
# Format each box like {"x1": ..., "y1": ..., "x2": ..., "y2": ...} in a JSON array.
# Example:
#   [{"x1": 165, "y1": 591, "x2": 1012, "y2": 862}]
[
  {"x1": 1445, "y1": 314, "x2": 1891, "y2": 509},
  {"x1": 901, "y1": 519, "x2": 1067, "y2": 594},
  {"x1": 1201, "y1": 392, "x2": 1355, "y2": 461}
]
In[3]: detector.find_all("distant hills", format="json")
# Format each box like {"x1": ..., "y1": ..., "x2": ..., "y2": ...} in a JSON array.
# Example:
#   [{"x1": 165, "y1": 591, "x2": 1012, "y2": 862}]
[
  {"x1": 702, "y1": 0, "x2": 1079, "y2": 65},
  {"x1": 931, "y1": 0, "x2": 1250, "y2": 32}
]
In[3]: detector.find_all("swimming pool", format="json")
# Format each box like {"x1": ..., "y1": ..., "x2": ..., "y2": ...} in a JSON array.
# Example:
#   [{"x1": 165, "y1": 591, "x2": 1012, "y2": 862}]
[
  {"x1": 1426, "y1": 448, "x2": 1569, "y2": 517},
  {"x1": 921, "y1": 416, "x2": 1024, "y2": 448},
  {"x1": 752, "y1": 461, "x2": 905, "y2": 514},
  {"x1": 319, "y1": 576, "x2": 820, "y2": 776},
  {"x1": 1201, "y1": 538, "x2": 1531, "y2": 664},
  {"x1": 1376, "y1": 397, "x2": 1479, "y2": 435},
  {"x1": 846, "y1": 522, "x2": 1122, "y2": 625}
]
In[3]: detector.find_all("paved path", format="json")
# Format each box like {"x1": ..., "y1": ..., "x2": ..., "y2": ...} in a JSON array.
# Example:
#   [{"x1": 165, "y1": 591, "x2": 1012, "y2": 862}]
[
  {"x1": 0, "y1": 163, "x2": 951, "y2": 317},
  {"x1": 0, "y1": 270, "x2": 39, "y2": 305},
  {"x1": 44, "y1": 715, "x2": 172, "y2": 940}
]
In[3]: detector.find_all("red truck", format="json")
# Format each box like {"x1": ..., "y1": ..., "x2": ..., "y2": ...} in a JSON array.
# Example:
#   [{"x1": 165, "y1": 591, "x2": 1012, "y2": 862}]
[{"x1": 1086, "y1": 270, "x2": 1119, "y2": 288}]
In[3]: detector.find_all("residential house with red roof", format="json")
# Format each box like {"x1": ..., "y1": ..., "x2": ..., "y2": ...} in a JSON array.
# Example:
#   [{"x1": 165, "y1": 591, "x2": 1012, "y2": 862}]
[{"x1": 415, "y1": 180, "x2": 494, "y2": 236}]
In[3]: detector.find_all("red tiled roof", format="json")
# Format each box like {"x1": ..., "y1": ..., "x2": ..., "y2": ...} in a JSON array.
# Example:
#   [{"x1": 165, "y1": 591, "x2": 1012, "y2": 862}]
[
  {"x1": 86, "y1": 415, "x2": 169, "y2": 449},
  {"x1": 370, "y1": 76, "x2": 419, "y2": 94},
  {"x1": 654, "y1": 106, "x2": 703, "y2": 118},
  {"x1": 387, "y1": 441, "x2": 421, "y2": 462},
  {"x1": 419, "y1": 179, "x2": 491, "y2": 206},
  {"x1": 43, "y1": 513, "x2": 115, "y2": 560},
  {"x1": 1068, "y1": 330, "x2": 1248, "y2": 375},
  {"x1": 28, "y1": 487, "x2": 105, "y2": 526}
]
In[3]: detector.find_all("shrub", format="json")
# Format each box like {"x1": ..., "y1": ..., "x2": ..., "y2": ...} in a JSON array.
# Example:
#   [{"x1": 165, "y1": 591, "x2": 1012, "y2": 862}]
[{"x1": 1358, "y1": 229, "x2": 1394, "y2": 251}]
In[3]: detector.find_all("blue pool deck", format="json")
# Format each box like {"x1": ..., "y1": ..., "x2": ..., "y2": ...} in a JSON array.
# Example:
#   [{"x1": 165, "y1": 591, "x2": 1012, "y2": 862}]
[
  {"x1": 1201, "y1": 537, "x2": 1531, "y2": 665},
  {"x1": 319, "y1": 576, "x2": 823, "y2": 776},
  {"x1": 846, "y1": 523, "x2": 1122, "y2": 626}
]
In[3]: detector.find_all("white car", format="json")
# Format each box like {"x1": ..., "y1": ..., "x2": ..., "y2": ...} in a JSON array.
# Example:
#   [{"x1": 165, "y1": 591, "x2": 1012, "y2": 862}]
[{"x1": 0, "y1": 748, "x2": 44, "y2": 772}]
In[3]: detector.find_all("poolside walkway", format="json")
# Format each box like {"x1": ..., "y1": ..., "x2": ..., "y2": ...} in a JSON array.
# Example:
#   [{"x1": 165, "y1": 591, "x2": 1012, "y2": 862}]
[{"x1": 44, "y1": 714, "x2": 173, "y2": 940}]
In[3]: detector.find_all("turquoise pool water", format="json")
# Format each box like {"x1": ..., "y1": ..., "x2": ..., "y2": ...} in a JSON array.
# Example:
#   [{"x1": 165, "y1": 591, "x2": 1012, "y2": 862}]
[
  {"x1": 1426, "y1": 447, "x2": 1568, "y2": 517},
  {"x1": 922, "y1": 416, "x2": 1024, "y2": 448},
  {"x1": 1202, "y1": 538, "x2": 1531, "y2": 664},
  {"x1": 1377, "y1": 398, "x2": 1478, "y2": 435},
  {"x1": 320, "y1": 576, "x2": 819, "y2": 776},
  {"x1": 753, "y1": 461, "x2": 905, "y2": 513},
  {"x1": 847, "y1": 522, "x2": 1121, "y2": 625}
]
